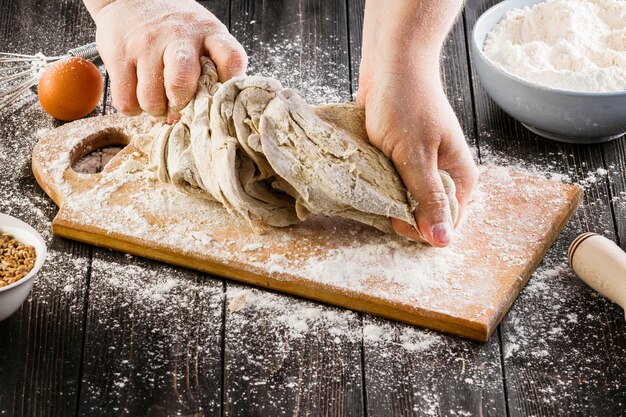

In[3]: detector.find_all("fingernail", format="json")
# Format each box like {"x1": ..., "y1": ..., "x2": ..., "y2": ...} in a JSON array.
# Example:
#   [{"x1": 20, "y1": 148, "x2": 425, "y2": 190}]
[{"x1": 431, "y1": 222, "x2": 453, "y2": 246}]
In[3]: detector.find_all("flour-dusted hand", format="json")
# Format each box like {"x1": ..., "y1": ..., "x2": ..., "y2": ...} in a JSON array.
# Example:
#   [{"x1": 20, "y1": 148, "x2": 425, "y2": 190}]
[
  {"x1": 358, "y1": 0, "x2": 479, "y2": 247},
  {"x1": 83, "y1": 0, "x2": 247, "y2": 122}
]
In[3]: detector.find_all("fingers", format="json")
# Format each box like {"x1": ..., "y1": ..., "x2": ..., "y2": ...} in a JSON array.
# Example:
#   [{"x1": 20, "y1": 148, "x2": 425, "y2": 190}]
[
  {"x1": 95, "y1": 0, "x2": 247, "y2": 117},
  {"x1": 163, "y1": 42, "x2": 201, "y2": 122},
  {"x1": 391, "y1": 141, "x2": 454, "y2": 247},
  {"x1": 107, "y1": 59, "x2": 141, "y2": 116},
  {"x1": 107, "y1": 32, "x2": 246, "y2": 119},
  {"x1": 136, "y1": 52, "x2": 167, "y2": 117},
  {"x1": 203, "y1": 33, "x2": 248, "y2": 81}
]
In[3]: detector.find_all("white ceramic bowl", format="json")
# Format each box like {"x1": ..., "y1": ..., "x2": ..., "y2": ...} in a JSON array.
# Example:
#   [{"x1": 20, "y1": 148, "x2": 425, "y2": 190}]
[
  {"x1": 472, "y1": 0, "x2": 626, "y2": 144},
  {"x1": 0, "y1": 213, "x2": 47, "y2": 321}
]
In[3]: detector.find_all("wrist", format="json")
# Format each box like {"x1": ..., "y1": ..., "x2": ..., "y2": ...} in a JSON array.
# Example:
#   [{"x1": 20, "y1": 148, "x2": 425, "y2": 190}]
[
  {"x1": 359, "y1": 50, "x2": 442, "y2": 97},
  {"x1": 360, "y1": 0, "x2": 462, "y2": 83}
]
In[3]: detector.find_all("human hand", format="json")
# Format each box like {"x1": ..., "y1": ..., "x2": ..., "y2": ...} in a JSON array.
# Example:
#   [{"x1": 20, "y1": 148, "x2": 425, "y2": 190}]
[
  {"x1": 357, "y1": 60, "x2": 479, "y2": 247},
  {"x1": 86, "y1": 0, "x2": 247, "y2": 122}
]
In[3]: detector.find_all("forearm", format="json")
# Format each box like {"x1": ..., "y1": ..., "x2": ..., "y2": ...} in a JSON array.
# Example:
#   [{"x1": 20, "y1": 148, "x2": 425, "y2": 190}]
[
  {"x1": 361, "y1": 0, "x2": 463, "y2": 73},
  {"x1": 83, "y1": 0, "x2": 116, "y2": 19}
]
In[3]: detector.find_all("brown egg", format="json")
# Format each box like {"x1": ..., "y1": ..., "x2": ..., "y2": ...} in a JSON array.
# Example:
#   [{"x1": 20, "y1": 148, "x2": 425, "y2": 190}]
[{"x1": 37, "y1": 57, "x2": 103, "y2": 121}]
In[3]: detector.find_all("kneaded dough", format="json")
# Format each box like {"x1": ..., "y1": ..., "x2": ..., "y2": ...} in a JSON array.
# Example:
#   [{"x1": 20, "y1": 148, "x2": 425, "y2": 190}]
[{"x1": 143, "y1": 58, "x2": 458, "y2": 239}]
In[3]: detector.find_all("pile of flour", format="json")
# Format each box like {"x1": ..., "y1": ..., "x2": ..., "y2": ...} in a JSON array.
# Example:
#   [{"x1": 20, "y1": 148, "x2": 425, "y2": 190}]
[{"x1": 483, "y1": 0, "x2": 626, "y2": 92}]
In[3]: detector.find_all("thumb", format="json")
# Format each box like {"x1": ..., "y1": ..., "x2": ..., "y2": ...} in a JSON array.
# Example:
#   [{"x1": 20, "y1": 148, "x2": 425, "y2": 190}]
[{"x1": 391, "y1": 146, "x2": 454, "y2": 247}]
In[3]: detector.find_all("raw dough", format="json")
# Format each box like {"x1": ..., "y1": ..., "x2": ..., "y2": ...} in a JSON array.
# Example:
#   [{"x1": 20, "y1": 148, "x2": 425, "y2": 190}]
[{"x1": 143, "y1": 58, "x2": 458, "y2": 239}]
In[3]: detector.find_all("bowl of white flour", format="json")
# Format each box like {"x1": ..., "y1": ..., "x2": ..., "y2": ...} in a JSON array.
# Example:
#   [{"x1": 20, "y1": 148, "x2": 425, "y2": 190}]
[{"x1": 472, "y1": 0, "x2": 626, "y2": 143}]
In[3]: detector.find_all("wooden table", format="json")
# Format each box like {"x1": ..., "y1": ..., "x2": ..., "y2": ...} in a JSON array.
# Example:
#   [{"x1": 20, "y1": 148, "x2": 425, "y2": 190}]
[{"x1": 1, "y1": 1, "x2": 624, "y2": 416}]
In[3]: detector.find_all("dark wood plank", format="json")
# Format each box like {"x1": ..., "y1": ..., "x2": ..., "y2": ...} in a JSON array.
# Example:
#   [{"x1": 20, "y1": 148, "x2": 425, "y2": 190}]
[
  {"x1": 224, "y1": 1, "x2": 364, "y2": 415},
  {"x1": 346, "y1": 0, "x2": 363, "y2": 99},
  {"x1": 465, "y1": 1, "x2": 626, "y2": 416},
  {"x1": 77, "y1": 253, "x2": 224, "y2": 416},
  {"x1": 224, "y1": 284, "x2": 363, "y2": 416},
  {"x1": 76, "y1": 2, "x2": 230, "y2": 416},
  {"x1": 231, "y1": 0, "x2": 352, "y2": 104},
  {"x1": 603, "y1": 138, "x2": 626, "y2": 249},
  {"x1": 0, "y1": 0, "x2": 94, "y2": 55},
  {"x1": 362, "y1": 317, "x2": 505, "y2": 416},
  {"x1": 0, "y1": 1, "x2": 96, "y2": 416},
  {"x1": 344, "y1": 1, "x2": 506, "y2": 416}
]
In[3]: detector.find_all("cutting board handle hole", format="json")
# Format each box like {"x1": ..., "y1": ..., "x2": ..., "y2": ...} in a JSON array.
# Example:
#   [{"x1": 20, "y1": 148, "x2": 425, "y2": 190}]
[{"x1": 70, "y1": 128, "x2": 130, "y2": 174}]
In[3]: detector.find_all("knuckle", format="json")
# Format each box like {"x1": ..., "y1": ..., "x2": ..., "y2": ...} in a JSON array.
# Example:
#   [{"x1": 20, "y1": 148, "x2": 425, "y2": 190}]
[
  {"x1": 420, "y1": 132, "x2": 443, "y2": 148},
  {"x1": 390, "y1": 137, "x2": 409, "y2": 158},
  {"x1": 378, "y1": 132, "x2": 398, "y2": 159},
  {"x1": 227, "y1": 48, "x2": 248, "y2": 69},
  {"x1": 168, "y1": 60, "x2": 197, "y2": 85},
  {"x1": 168, "y1": 74, "x2": 195, "y2": 93},
  {"x1": 217, "y1": 46, "x2": 247, "y2": 78},
  {"x1": 200, "y1": 17, "x2": 227, "y2": 34},
  {"x1": 137, "y1": 88, "x2": 166, "y2": 115},
  {"x1": 136, "y1": 30, "x2": 158, "y2": 48},
  {"x1": 458, "y1": 164, "x2": 480, "y2": 190},
  {"x1": 391, "y1": 219, "x2": 422, "y2": 242},
  {"x1": 421, "y1": 191, "x2": 451, "y2": 211},
  {"x1": 171, "y1": 44, "x2": 196, "y2": 64},
  {"x1": 390, "y1": 137, "x2": 431, "y2": 167},
  {"x1": 170, "y1": 23, "x2": 189, "y2": 38},
  {"x1": 166, "y1": 83, "x2": 195, "y2": 108},
  {"x1": 166, "y1": 68, "x2": 198, "y2": 100}
]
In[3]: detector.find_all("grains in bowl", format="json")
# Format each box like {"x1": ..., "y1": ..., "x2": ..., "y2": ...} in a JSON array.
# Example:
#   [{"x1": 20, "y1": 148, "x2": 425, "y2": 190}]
[{"x1": 0, "y1": 233, "x2": 36, "y2": 288}]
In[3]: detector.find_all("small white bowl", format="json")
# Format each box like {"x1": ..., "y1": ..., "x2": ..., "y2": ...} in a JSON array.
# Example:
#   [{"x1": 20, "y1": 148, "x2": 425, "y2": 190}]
[
  {"x1": 0, "y1": 213, "x2": 47, "y2": 321},
  {"x1": 472, "y1": 0, "x2": 626, "y2": 143}
]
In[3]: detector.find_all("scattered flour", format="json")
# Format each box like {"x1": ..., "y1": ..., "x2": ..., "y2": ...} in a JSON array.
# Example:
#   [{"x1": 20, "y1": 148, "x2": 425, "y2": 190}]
[
  {"x1": 227, "y1": 287, "x2": 360, "y2": 339},
  {"x1": 484, "y1": 0, "x2": 626, "y2": 92},
  {"x1": 301, "y1": 241, "x2": 461, "y2": 295},
  {"x1": 2, "y1": 26, "x2": 624, "y2": 416},
  {"x1": 241, "y1": 242, "x2": 264, "y2": 252}
]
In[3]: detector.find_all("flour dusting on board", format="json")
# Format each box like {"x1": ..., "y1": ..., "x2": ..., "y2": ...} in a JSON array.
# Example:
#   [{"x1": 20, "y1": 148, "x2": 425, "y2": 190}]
[{"x1": 302, "y1": 242, "x2": 460, "y2": 294}]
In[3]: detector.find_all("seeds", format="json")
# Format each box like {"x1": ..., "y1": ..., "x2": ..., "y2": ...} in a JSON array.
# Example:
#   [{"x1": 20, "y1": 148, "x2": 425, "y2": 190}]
[{"x1": 0, "y1": 233, "x2": 36, "y2": 288}]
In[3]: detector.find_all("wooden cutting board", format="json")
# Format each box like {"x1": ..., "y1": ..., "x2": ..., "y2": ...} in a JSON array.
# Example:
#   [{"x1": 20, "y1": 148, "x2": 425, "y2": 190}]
[{"x1": 31, "y1": 114, "x2": 582, "y2": 342}]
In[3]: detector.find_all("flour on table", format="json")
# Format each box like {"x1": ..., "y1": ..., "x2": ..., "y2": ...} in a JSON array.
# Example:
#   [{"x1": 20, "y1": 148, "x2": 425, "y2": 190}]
[{"x1": 484, "y1": 0, "x2": 626, "y2": 92}]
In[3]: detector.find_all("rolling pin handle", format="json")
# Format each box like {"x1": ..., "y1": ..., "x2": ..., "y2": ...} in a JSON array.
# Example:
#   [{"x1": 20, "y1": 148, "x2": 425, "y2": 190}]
[{"x1": 568, "y1": 233, "x2": 626, "y2": 320}]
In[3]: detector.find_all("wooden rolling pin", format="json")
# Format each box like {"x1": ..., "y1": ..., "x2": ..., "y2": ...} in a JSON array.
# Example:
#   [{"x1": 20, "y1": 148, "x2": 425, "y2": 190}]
[{"x1": 568, "y1": 233, "x2": 626, "y2": 320}]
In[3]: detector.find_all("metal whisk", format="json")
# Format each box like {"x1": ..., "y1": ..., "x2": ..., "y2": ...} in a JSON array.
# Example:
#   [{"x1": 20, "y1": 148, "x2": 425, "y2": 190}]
[{"x1": 0, "y1": 42, "x2": 99, "y2": 112}]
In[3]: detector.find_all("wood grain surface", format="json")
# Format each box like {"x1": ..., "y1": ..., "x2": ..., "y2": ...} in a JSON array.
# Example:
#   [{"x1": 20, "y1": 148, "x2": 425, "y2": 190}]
[{"x1": 0, "y1": 0, "x2": 624, "y2": 416}]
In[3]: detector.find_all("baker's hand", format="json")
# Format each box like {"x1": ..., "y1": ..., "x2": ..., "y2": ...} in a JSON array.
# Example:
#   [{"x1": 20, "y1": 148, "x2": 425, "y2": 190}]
[
  {"x1": 87, "y1": 0, "x2": 247, "y2": 122},
  {"x1": 357, "y1": 61, "x2": 479, "y2": 247}
]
